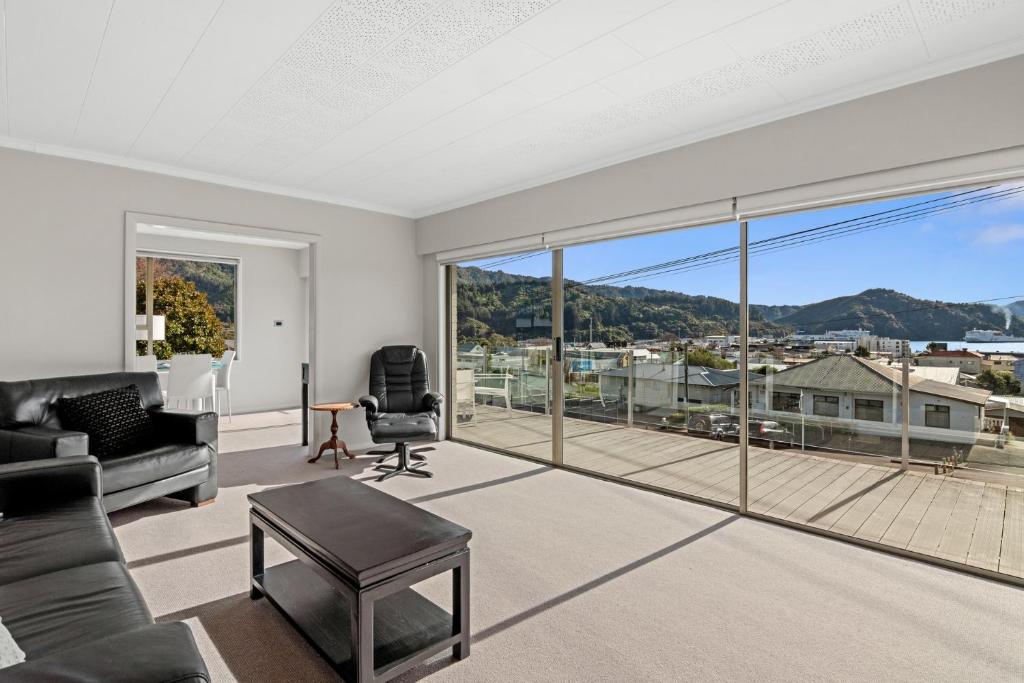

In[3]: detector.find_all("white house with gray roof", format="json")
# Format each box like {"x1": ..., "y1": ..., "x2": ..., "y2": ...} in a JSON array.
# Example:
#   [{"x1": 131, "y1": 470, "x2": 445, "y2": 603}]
[
  {"x1": 599, "y1": 364, "x2": 755, "y2": 412},
  {"x1": 750, "y1": 355, "x2": 990, "y2": 439}
]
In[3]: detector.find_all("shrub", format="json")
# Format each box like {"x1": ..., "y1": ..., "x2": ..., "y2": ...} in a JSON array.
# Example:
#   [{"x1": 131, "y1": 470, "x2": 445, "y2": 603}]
[{"x1": 136, "y1": 276, "x2": 226, "y2": 360}]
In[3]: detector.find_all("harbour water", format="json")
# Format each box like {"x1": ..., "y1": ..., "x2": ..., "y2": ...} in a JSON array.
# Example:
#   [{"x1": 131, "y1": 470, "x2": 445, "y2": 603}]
[{"x1": 909, "y1": 340, "x2": 1024, "y2": 354}]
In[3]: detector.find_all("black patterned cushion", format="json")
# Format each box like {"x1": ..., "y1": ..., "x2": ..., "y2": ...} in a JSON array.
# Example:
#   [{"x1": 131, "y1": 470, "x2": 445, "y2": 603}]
[{"x1": 57, "y1": 385, "x2": 154, "y2": 458}]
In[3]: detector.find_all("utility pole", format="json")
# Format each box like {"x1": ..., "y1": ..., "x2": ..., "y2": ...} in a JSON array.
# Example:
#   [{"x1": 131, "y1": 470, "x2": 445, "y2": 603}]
[
  {"x1": 901, "y1": 341, "x2": 911, "y2": 470},
  {"x1": 683, "y1": 341, "x2": 690, "y2": 425}
]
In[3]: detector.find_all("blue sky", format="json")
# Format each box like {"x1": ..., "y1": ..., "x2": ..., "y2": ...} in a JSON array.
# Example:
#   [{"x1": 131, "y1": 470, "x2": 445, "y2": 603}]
[{"x1": 464, "y1": 184, "x2": 1024, "y2": 306}]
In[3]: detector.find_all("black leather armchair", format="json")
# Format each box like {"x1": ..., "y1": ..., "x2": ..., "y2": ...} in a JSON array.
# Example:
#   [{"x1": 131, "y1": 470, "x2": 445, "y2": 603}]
[
  {"x1": 0, "y1": 371, "x2": 217, "y2": 512},
  {"x1": 358, "y1": 346, "x2": 443, "y2": 481}
]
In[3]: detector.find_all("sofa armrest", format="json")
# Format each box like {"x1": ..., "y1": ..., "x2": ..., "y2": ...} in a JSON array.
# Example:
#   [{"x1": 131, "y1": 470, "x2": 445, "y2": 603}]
[
  {"x1": 0, "y1": 427, "x2": 89, "y2": 464},
  {"x1": 0, "y1": 456, "x2": 101, "y2": 516},
  {"x1": 423, "y1": 391, "x2": 444, "y2": 416},
  {"x1": 148, "y1": 409, "x2": 217, "y2": 446},
  {"x1": 358, "y1": 394, "x2": 379, "y2": 417},
  {"x1": 0, "y1": 622, "x2": 210, "y2": 682}
]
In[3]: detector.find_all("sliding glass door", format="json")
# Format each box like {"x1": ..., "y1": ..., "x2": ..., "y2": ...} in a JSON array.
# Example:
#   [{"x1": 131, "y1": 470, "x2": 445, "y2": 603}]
[
  {"x1": 445, "y1": 180, "x2": 1024, "y2": 583},
  {"x1": 560, "y1": 224, "x2": 742, "y2": 505},
  {"x1": 450, "y1": 251, "x2": 556, "y2": 462},
  {"x1": 745, "y1": 183, "x2": 1024, "y2": 581}
]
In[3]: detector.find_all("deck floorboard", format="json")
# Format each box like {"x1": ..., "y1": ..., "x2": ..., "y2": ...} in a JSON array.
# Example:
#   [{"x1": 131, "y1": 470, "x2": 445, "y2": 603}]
[{"x1": 453, "y1": 405, "x2": 1023, "y2": 578}]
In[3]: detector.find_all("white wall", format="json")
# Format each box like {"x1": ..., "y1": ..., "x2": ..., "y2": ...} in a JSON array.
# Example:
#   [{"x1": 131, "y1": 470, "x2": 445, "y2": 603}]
[
  {"x1": 136, "y1": 233, "x2": 307, "y2": 414},
  {"x1": 416, "y1": 55, "x2": 1024, "y2": 255},
  {"x1": 0, "y1": 147, "x2": 419, "y2": 447}
]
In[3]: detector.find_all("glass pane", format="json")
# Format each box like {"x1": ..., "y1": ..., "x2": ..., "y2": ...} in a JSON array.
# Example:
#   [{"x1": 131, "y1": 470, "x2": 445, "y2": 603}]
[
  {"x1": 562, "y1": 222, "x2": 741, "y2": 506},
  {"x1": 747, "y1": 182, "x2": 1024, "y2": 581},
  {"x1": 135, "y1": 255, "x2": 237, "y2": 359},
  {"x1": 451, "y1": 252, "x2": 554, "y2": 461}
]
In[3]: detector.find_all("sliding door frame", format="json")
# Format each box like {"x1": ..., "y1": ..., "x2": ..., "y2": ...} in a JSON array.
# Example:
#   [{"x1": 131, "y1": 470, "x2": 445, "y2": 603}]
[
  {"x1": 440, "y1": 172, "x2": 1024, "y2": 588},
  {"x1": 551, "y1": 249, "x2": 564, "y2": 466}
]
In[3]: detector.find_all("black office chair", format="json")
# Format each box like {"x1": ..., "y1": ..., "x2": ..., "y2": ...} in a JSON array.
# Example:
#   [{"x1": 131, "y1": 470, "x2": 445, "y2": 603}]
[{"x1": 358, "y1": 345, "x2": 444, "y2": 481}]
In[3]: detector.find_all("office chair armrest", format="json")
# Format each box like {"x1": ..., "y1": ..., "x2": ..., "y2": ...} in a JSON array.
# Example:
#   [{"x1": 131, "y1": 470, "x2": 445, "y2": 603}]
[
  {"x1": 358, "y1": 395, "x2": 379, "y2": 417},
  {"x1": 423, "y1": 392, "x2": 444, "y2": 416}
]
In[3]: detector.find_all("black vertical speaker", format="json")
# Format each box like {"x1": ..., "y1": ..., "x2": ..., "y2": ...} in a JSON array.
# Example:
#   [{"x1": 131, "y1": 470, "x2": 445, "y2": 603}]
[{"x1": 301, "y1": 362, "x2": 310, "y2": 446}]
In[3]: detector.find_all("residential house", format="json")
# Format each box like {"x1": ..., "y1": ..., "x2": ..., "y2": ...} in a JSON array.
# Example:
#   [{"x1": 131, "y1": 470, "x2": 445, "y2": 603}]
[
  {"x1": 916, "y1": 349, "x2": 983, "y2": 375},
  {"x1": 985, "y1": 396, "x2": 1024, "y2": 436},
  {"x1": 456, "y1": 342, "x2": 485, "y2": 371},
  {"x1": 750, "y1": 355, "x2": 990, "y2": 438},
  {"x1": 981, "y1": 353, "x2": 1022, "y2": 373},
  {"x1": 598, "y1": 364, "x2": 757, "y2": 413}
]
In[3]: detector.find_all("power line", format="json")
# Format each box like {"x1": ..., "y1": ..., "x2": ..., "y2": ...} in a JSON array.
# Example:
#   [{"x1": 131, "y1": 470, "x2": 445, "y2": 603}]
[
  {"x1": 595, "y1": 186, "x2": 1024, "y2": 288},
  {"x1": 577, "y1": 186, "x2": 989, "y2": 285},
  {"x1": 477, "y1": 250, "x2": 546, "y2": 269},
  {"x1": 574, "y1": 186, "x2": 1024, "y2": 288}
]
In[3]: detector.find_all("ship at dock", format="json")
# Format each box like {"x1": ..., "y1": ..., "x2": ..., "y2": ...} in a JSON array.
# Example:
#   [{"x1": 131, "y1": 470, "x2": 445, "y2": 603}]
[{"x1": 963, "y1": 329, "x2": 1024, "y2": 343}]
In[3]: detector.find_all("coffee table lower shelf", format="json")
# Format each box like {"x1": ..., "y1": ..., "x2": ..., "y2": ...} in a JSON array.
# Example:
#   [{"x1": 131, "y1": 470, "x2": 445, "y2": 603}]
[{"x1": 255, "y1": 560, "x2": 457, "y2": 681}]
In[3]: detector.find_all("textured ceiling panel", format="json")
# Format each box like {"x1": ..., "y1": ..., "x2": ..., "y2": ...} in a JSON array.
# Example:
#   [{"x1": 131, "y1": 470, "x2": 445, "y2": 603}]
[
  {"x1": 369, "y1": 1, "x2": 941, "y2": 212},
  {"x1": 1, "y1": 1, "x2": 1022, "y2": 215},
  {"x1": 72, "y1": 0, "x2": 221, "y2": 155},
  {"x1": 912, "y1": 0, "x2": 1013, "y2": 27},
  {"x1": 5, "y1": 0, "x2": 113, "y2": 145},
  {"x1": 128, "y1": 0, "x2": 336, "y2": 162},
  {"x1": 185, "y1": 0, "x2": 555, "y2": 180}
]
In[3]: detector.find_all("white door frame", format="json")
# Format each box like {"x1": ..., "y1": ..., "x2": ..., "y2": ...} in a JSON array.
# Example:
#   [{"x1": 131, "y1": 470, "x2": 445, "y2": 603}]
[{"x1": 123, "y1": 211, "x2": 321, "y2": 420}]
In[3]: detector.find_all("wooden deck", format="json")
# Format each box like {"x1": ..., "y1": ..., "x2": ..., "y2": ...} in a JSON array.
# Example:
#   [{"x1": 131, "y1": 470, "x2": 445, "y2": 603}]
[{"x1": 453, "y1": 405, "x2": 1024, "y2": 579}]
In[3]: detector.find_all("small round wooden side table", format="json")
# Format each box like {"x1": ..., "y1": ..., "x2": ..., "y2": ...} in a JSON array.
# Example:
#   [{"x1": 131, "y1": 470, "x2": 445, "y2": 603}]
[{"x1": 308, "y1": 402, "x2": 358, "y2": 469}]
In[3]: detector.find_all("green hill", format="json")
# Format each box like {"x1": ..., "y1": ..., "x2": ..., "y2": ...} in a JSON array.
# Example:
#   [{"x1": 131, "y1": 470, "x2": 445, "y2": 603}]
[
  {"x1": 775, "y1": 288, "x2": 1012, "y2": 339},
  {"x1": 456, "y1": 266, "x2": 787, "y2": 344},
  {"x1": 456, "y1": 269, "x2": 1024, "y2": 344}
]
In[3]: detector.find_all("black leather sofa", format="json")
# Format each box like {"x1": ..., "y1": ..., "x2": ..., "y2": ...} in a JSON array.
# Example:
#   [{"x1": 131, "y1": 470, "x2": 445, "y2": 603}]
[
  {"x1": 0, "y1": 372, "x2": 217, "y2": 512},
  {"x1": 0, "y1": 456, "x2": 210, "y2": 681}
]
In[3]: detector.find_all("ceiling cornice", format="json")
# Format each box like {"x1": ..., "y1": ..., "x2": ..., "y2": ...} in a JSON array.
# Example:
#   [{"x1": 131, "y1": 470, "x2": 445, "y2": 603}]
[{"x1": 0, "y1": 135, "x2": 415, "y2": 218}]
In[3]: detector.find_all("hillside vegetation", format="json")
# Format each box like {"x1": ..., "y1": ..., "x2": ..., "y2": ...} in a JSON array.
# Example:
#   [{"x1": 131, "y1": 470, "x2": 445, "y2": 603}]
[{"x1": 457, "y1": 267, "x2": 1023, "y2": 344}]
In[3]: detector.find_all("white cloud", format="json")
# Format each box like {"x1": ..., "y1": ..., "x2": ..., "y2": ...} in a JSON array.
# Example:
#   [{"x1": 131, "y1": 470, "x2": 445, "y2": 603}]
[{"x1": 973, "y1": 223, "x2": 1024, "y2": 245}]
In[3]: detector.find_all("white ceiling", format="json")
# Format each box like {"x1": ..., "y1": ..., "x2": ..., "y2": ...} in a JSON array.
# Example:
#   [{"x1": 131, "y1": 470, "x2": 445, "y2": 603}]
[{"x1": 1, "y1": 0, "x2": 1022, "y2": 218}]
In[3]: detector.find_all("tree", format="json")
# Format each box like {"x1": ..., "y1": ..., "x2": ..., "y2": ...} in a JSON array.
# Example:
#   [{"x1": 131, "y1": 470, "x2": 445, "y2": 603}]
[
  {"x1": 854, "y1": 345, "x2": 871, "y2": 358},
  {"x1": 684, "y1": 346, "x2": 735, "y2": 370},
  {"x1": 977, "y1": 369, "x2": 1022, "y2": 396},
  {"x1": 481, "y1": 333, "x2": 517, "y2": 349},
  {"x1": 137, "y1": 276, "x2": 226, "y2": 360}
]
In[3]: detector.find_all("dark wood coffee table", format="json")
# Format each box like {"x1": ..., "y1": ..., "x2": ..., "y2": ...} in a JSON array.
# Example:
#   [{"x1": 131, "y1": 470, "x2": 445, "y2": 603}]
[{"x1": 248, "y1": 476, "x2": 471, "y2": 682}]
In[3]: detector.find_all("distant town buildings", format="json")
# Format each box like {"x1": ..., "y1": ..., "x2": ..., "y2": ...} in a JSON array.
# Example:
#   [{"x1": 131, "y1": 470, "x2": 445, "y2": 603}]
[
  {"x1": 790, "y1": 329, "x2": 872, "y2": 342},
  {"x1": 856, "y1": 335, "x2": 910, "y2": 356},
  {"x1": 917, "y1": 349, "x2": 983, "y2": 375}
]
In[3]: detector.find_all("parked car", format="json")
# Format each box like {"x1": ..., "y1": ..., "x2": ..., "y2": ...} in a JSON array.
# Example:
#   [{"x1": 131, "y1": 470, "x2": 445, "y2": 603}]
[
  {"x1": 686, "y1": 412, "x2": 739, "y2": 438},
  {"x1": 724, "y1": 418, "x2": 793, "y2": 445}
]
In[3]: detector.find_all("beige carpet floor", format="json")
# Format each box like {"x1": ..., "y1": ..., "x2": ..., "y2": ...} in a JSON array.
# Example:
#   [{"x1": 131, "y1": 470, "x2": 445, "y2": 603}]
[{"x1": 108, "y1": 424, "x2": 1024, "y2": 682}]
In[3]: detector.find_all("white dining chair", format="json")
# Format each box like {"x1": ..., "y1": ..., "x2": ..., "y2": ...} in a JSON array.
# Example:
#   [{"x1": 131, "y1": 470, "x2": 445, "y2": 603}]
[
  {"x1": 166, "y1": 354, "x2": 214, "y2": 410},
  {"x1": 215, "y1": 350, "x2": 235, "y2": 421},
  {"x1": 134, "y1": 354, "x2": 158, "y2": 373}
]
